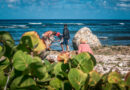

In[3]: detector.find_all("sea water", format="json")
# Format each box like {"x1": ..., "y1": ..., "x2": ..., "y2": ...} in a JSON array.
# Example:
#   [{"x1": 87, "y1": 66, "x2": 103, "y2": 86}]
[{"x1": 0, "y1": 19, "x2": 130, "y2": 50}]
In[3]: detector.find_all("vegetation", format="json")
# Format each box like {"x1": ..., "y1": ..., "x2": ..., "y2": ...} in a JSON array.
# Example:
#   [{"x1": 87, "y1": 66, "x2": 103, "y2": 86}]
[{"x1": 0, "y1": 31, "x2": 130, "y2": 90}]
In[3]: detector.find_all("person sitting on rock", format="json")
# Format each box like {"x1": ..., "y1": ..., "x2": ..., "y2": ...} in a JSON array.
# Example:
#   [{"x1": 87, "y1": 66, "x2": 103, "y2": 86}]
[
  {"x1": 42, "y1": 31, "x2": 57, "y2": 50},
  {"x1": 78, "y1": 38, "x2": 93, "y2": 55}
]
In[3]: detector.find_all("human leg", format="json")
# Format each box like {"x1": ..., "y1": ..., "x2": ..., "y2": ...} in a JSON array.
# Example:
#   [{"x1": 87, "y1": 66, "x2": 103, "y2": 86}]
[
  {"x1": 60, "y1": 43, "x2": 64, "y2": 51},
  {"x1": 64, "y1": 39, "x2": 69, "y2": 51}
]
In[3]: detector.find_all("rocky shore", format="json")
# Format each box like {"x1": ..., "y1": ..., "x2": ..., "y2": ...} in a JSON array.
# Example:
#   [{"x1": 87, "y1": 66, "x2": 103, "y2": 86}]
[{"x1": 40, "y1": 45, "x2": 130, "y2": 76}]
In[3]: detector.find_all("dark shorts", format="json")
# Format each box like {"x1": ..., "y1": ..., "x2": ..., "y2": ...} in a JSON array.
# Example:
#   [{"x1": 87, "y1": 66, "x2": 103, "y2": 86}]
[{"x1": 61, "y1": 38, "x2": 69, "y2": 45}]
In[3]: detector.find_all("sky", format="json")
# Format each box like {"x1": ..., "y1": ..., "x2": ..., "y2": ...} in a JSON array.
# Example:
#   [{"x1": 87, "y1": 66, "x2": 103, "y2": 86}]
[{"x1": 0, "y1": 0, "x2": 130, "y2": 19}]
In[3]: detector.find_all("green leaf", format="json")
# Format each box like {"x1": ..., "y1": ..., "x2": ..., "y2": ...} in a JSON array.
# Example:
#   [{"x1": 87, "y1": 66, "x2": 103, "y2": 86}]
[
  {"x1": 0, "y1": 31, "x2": 15, "y2": 47},
  {"x1": 54, "y1": 62, "x2": 69, "y2": 78},
  {"x1": 0, "y1": 57, "x2": 10, "y2": 71},
  {"x1": 32, "y1": 56, "x2": 42, "y2": 63},
  {"x1": 44, "y1": 60, "x2": 51, "y2": 71},
  {"x1": 20, "y1": 76, "x2": 36, "y2": 88},
  {"x1": 10, "y1": 75, "x2": 36, "y2": 90},
  {"x1": 125, "y1": 72, "x2": 130, "y2": 87},
  {"x1": 63, "y1": 80, "x2": 72, "y2": 90},
  {"x1": 73, "y1": 52, "x2": 95, "y2": 73},
  {"x1": 13, "y1": 51, "x2": 32, "y2": 71},
  {"x1": 68, "y1": 68, "x2": 88, "y2": 90},
  {"x1": 0, "y1": 46, "x2": 6, "y2": 58},
  {"x1": 50, "y1": 78, "x2": 62, "y2": 89},
  {"x1": 0, "y1": 71, "x2": 7, "y2": 89},
  {"x1": 0, "y1": 31, "x2": 15, "y2": 58},
  {"x1": 108, "y1": 72, "x2": 121, "y2": 84},
  {"x1": 19, "y1": 31, "x2": 46, "y2": 53},
  {"x1": 10, "y1": 75, "x2": 24, "y2": 90},
  {"x1": 88, "y1": 70, "x2": 102, "y2": 86},
  {"x1": 29, "y1": 62, "x2": 46, "y2": 79}
]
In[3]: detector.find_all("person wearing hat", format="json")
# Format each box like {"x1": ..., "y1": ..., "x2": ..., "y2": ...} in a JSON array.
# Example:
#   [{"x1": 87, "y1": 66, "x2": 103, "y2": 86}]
[
  {"x1": 42, "y1": 31, "x2": 57, "y2": 50},
  {"x1": 78, "y1": 38, "x2": 93, "y2": 55},
  {"x1": 56, "y1": 32, "x2": 64, "y2": 51}
]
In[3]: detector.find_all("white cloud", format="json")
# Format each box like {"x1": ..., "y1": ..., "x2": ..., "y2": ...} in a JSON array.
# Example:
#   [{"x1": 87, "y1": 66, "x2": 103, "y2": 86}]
[
  {"x1": 8, "y1": 4, "x2": 14, "y2": 8},
  {"x1": 8, "y1": 0, "x2": 16, "y2": 2},
  {"x1": 117, "y1": 3, "x2": 130, "y2": 7}
]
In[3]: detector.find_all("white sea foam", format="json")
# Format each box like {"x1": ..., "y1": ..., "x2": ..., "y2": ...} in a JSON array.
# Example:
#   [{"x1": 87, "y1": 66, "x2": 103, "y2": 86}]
[
  {"x1": 11, "y1": 25, "x2": 28, "y2": 28},
  {"x1": 0, "y1": 25, "x2": 28, "y2": 28},
  {"x1": 99, "y1": 37, "x2": 108, "y2": 40},
  {"x1": 29, "y1": 22, "x2": 42, "y2": 25},
  {"x1": 53, "y1": 23, "x2": 85, "y2": 25},
  {"x1": 119, "y1": 23, "x2": 125, "y2": 25}
]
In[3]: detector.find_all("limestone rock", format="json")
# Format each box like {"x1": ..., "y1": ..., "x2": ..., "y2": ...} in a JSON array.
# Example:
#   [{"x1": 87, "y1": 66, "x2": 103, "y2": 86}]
[{"x1": 72, "y1": 27, "x2": 102, "y2": 50}]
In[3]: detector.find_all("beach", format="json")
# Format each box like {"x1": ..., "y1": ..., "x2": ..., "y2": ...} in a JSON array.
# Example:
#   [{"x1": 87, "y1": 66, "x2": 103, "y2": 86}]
[{"x1": 93, "y1": 46, "x2": 130, "y2": 76}]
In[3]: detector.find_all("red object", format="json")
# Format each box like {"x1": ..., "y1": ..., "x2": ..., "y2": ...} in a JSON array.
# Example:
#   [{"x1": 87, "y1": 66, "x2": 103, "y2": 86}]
[{"x1": 56, "y1": 32, "x2": 60, "y2": 37}]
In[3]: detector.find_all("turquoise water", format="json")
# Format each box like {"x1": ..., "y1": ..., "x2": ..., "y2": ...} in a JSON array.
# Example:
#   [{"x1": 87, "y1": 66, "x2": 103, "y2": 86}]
[{"x1": 0, "y1": 19, "x2": 130, "y2": 50}]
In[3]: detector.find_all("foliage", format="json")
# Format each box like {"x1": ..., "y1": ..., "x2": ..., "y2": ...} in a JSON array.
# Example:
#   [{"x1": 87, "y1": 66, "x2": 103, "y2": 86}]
[
  {"x1": 0, "y1": 31, "x2": 129, "y2": 90},
  {"x1": 17, "y1": 31, "x2": 46, "y2": 53}
]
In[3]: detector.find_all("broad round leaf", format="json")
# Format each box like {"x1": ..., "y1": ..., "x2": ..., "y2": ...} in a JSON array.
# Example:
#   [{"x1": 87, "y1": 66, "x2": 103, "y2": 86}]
[
  {"x1": 30, "y1": 62, "x2": 46, "y2": 79},
  {"x1": 54, "y1": 62, "x2": 69, "y2": 78},
  {"x1": 10, "y1": 75, "x2": 36, "y2": 89},
  {"x1": 22, "y1": 31, "x2": 39, "y2": 49},
  {"x1": 125, "y1": 72, "x2": 130, "y2": 87},
  {"x1": 32, "y1": 56, "x2": 42, "y2": 63},
  {"x1": 0, "y1": 31, "x2": 14, "y2": 47},
  {"x1": 108, "y1": 72, "x2": 121, "y2": 84},
  {"x1": 20, "y1": 76, "x2": 36, "y2": 88},
  {"x1": 13, "y1": 51, "x2": 32, "y2": 71},
  {"x1": 74, "y1": 52, "x2": 95, "y2": 73},
  {"x1": 20, "y1": 31, "x2": 46, "y2": 53},
  {"x1": 89, "y1": 70, "x2": 102, "y2": 86},
  {"x1": 0, "y1": 58, "x2": 10, "y2": 71},
  {"x1": 0, "y1": 46, "x2": 6, "y2": 58},
  {"x1": 50, "y1": 78, "x2": 62, "y2": 89},
  {"x1": 0, "y1": 71, "x2": 7, "y2": 89},
  {"x1": 68, "y1": 68, "x2": 88, "y2": 90}
]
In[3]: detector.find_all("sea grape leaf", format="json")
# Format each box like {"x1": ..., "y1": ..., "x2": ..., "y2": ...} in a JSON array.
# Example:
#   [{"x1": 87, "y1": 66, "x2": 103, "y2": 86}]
[
  {"x1": 50, "y1": 78, "x2": 62, "y2": 89},
  {"x1": 88, "y1": 70, "x2": 102, "y2": 86},
  {"x1": 10, "y1": 75, "x2": 36, "y2": 89},
  {"x1": 29, "y1": 62, "x2": 46, "y2": 79},
  {"x1": 0, "y1": 31, "x2": 15, "y2": 58},
  {"x1": 32, "y1": 56, "x2": 42, "y2": 63},
  {"x1": 0, "y1": 71, "x2": 7, "y2": 89},
  {"x1": 68, "y1": 68, "x2": 88, "y2": 90},
  {"x1": 0, "y1": 57, "x2": 10, "y2": 71},
  {"x1": 13, "y1": 50, "x2": 32, "y2": 71},
  {"x1": 22, "y1": 31, "x2": 39, "y2": 49},
  {"x1": 19, "y1": 31, "x2": 46, "y2": 53},
  {"x1": 34, "y1": 39, "x2": 46, "y2": 53},
  {"x1": 0, "y1": 46, "x2": 6, "y2": 58},
  {"x1": 125, "y1": 72, "x2": 130, "y2": 87},
  {"x1": 54, "y1": 62, "x2": 68, "y2": 78},
  {"x1": 73, "y1": 52, "x2": 95, "y2": 73},
  {"x1": 108, "y1": 72, "x2": 121, "y2": 84},
  {"x1": 0, "y1": 31, "x2": 15, "y2": 47},
  {"x1": 19, "y1": 76, "x2": 36, "y2": 88},
  {"x1": 10, "y1": 75, "x2": 24, "y2": 90}
]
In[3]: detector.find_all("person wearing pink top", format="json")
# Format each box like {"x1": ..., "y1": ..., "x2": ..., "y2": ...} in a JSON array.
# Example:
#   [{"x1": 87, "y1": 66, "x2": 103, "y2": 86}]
[{"x1": 78, "y1": 39, "x2": 93, "y2": 55}]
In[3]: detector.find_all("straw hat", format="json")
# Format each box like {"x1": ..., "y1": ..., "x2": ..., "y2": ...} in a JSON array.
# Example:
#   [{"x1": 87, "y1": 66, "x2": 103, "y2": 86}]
[{"x1": 80, "y1": 38, "x2": 87, "y2": 44}]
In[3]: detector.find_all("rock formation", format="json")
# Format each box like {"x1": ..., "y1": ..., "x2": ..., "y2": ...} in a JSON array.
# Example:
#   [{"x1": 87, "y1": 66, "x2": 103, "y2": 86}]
[{"x1": 72, "y1": 27, "x2": 102, "y2": 50}]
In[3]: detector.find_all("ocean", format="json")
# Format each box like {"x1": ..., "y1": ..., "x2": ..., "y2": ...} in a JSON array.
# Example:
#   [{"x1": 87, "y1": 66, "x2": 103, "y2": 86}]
[{"x1": 0, "y1": 19, "x2": 130, "y2": 50}]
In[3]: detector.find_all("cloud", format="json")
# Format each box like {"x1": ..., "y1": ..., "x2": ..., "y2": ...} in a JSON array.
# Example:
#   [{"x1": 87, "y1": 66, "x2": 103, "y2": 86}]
[
  {"x1": 117, "y1": 3, "x2": 130, "y2": 7},
  {"x1": 8, "y1": 0, "x2": 16, "y2": 2},
  {"x1": 0, "y1": 0, "x2": 130, "y2": 10}
]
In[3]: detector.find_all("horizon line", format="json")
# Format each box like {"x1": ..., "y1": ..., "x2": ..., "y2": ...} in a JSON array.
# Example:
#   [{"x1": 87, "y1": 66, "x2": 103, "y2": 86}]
[{"x1": 0, "y1": 19, "x2": 130, "y2": 21}]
